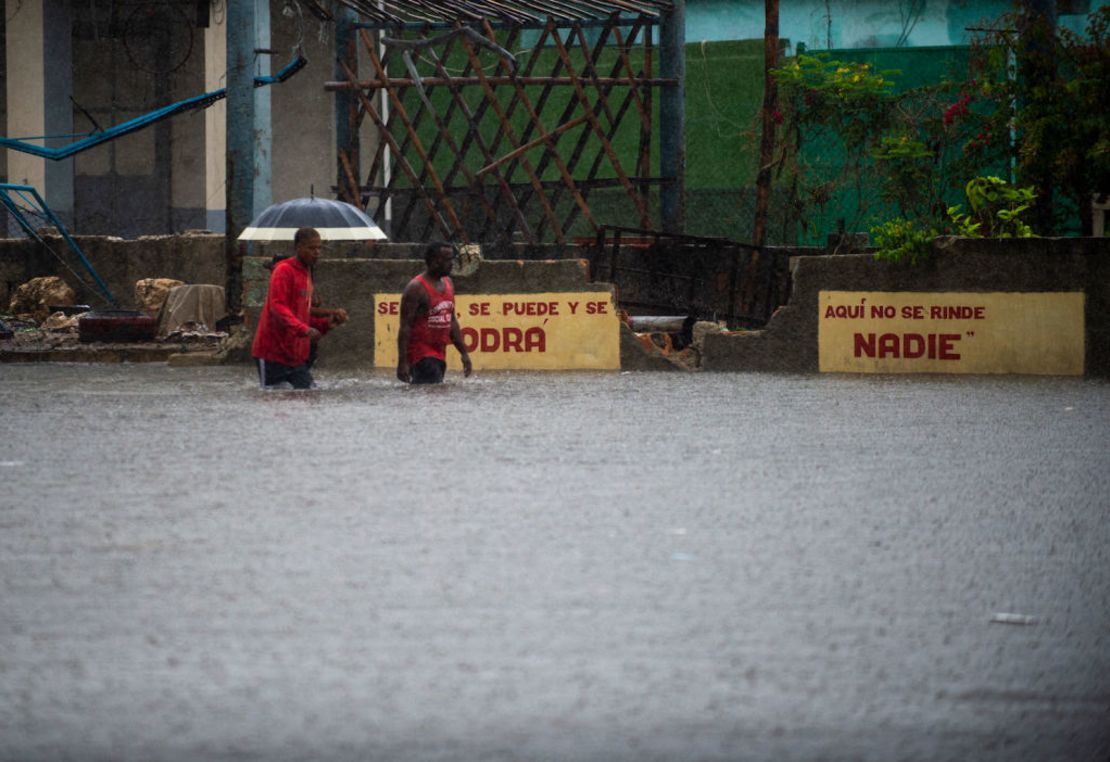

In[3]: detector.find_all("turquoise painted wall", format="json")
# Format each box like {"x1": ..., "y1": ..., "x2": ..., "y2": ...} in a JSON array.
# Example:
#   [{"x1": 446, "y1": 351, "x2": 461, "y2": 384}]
[{"x1": 685, "y1": 0, "x2": 1110, "y2": 50}]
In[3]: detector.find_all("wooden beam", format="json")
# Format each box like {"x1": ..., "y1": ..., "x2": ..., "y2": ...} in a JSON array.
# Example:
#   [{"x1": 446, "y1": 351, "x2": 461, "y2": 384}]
[
  {"x1": 341, "y1": 60, "x2": 454, "y2": 239},
  {"x1": 458, "y1": 28, "x2": 567, "y2": 244},
  {"x1": 325, "y1": 75, "x2": 679, "y2": 89},
  {"x1": 549, "y1": 19, "x2": 650, "y2": 228},
  {"x1": 476, "y1": 115, "x2": 589, "y2": 178}
]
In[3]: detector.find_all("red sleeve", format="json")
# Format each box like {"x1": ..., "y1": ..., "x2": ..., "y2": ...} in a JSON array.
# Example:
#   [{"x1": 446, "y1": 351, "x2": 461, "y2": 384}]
[
  {"x1": 267, "y1": 265, "x2": 311, "y2": 337},
  {"x1": 309, "y1": 315, "x2": 331, "y2": 335}
]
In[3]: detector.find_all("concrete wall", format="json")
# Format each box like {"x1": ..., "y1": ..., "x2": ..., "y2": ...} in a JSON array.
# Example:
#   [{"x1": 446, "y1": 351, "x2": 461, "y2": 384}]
[
  {"x1": 7, "y1": 234, "x2": 1106, "y2": 376},
  {"x1": 1, "y1": 233, "x2": 226, "y2": 310},
  {"x1": 68, "y1": 4, "x2": 206, "y2": 235},
  {"x1": 243, "y1": 256, "x2": 615, "y2": 369},
  {"x1": 703, "y1": 237, "x2": 1110, "y2": 377},
  {"x1": 0, "y1": 235, "x2": 585, "y2": 312}
]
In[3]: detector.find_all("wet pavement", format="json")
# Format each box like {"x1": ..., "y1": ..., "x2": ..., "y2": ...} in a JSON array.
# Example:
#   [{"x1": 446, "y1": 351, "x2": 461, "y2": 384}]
[{"x1": 1, "y1": 364, "x2": 1108, "y2": 761}]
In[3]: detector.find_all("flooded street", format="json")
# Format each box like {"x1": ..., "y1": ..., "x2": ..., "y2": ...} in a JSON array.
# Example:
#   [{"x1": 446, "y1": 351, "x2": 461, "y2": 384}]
[{"x1": 1, "y1": 364, "x2": 1108, "y2": 761}]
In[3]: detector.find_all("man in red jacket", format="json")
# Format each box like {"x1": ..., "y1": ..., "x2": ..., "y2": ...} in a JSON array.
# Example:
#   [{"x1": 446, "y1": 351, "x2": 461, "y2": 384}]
[{"x1": 251, "y1": 227, "x2": 347, "y2": 389}]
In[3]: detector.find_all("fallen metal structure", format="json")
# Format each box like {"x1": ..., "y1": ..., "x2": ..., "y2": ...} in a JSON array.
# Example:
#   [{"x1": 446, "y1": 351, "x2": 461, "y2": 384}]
[
  {"x1": 585, "y1": 226, "x2": 793, "y2": 329},
  {"x1": 0, "y1": 184, "x2": 118, "y2": 308},
  {"x1": 0, "y1": 54, "x2": 306, "y2": 161}
]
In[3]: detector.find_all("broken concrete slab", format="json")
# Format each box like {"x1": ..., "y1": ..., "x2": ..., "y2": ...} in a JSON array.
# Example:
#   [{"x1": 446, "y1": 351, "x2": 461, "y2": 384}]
[{"x1": 8, "y1": 276, "x2": 76, "y2": 322}]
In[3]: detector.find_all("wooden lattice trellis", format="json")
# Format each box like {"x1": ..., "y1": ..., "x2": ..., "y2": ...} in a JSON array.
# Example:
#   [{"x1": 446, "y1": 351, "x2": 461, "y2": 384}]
[{"x1": 329, "y1": 15, "x2": 676, "y2": 246}]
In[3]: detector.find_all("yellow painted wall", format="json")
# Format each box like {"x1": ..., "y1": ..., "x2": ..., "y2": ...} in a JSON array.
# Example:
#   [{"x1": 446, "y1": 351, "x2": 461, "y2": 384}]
[
  {"x1": 818, "y1": 291, "x2": 1085, "y2": 375},
  {"x1": 374, "y1": 292, "x2": 621, "y2": 370}
]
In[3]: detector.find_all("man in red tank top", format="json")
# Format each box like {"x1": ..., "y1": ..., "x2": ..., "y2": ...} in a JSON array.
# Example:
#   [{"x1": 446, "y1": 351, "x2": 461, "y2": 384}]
[{"x1": 396, "y1": 242, "x2": 472, "y2": 384}]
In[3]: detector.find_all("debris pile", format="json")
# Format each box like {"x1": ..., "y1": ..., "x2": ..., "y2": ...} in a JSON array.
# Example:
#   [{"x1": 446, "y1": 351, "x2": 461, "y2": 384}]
[
  {"x1": 40, "y1": 312, "x2": 81, "y2": 332},
  {"x1": 623, "y1": 313, "x2": 732, "y2": 370},
  {"x1": 1, "y1": 276, "x2": 230, "y2": 363},
  {"x1": 162, "y1": 322, "x2": 225, "y2": 347},
  {"x1": 1, "y1": 310, "x2": 81, "y2": 350},
  {"x1": 8, "y1": 276, "x2": 76, "y2": 322}
]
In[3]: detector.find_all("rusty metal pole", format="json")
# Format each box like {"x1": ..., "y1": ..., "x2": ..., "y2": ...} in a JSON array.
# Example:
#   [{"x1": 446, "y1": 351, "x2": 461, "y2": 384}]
[
  {"x1": 1017, "y1": 0, "x2": 1057, "y2": 234},
  {"x1": 335, "y1": 6, "x2": 360, "y2": 205},
  {"x1": 660, "y1": 0, "x2": 686, "y2": 234},
  {"x1": 752, "y1": 0, "x2": 779, "y2": 248}
]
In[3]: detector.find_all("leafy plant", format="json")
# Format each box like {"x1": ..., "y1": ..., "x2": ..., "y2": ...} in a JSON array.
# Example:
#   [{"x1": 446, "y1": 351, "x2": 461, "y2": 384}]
[
  {"x1": 771, "y1": 55, "x2": 903, "y2": 238},
  {"x1": 871, "y1": 176, "x2": 1037, "y2": 264},
  {"x1": 967, "y1": 5, "x2": 1110, "y2": 234},
  {"x1": 870, "y1": 217, "x2": 937, "y2": 265},
  {"x1": 772, "y1": 53, "x2": 1005, "y2": 238},
  {"x1": 871, "y1": 132, "x2": 934, "y2": 217},
  {"x1": 770, "y1": 5, "x2": 1105, "y2": 243},
  {"x1": 772, "y1": 55, "x2": 897, "y2": 124},
  {"x1": 947, "y1": 176, "x2": 1037, "y2": 238}
]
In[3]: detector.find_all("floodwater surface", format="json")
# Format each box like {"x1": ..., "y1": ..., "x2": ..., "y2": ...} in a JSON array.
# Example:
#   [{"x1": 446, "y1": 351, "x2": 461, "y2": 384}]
[{"x1": 1, "y1": 364, "x2": 1108, "y2": 761}]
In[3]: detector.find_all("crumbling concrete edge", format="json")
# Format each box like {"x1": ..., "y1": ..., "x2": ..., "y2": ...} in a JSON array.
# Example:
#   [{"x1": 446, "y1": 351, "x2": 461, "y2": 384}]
[
  {"x1": 702, "y1": 237, "x2": 1110, "y2": 376},
  {"x1": 619, "y1": 324, "x2": 685, "y2": 371}
]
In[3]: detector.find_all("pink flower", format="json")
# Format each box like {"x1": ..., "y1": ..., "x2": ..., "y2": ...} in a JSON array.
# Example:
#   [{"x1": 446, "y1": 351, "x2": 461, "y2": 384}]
[{"x1": 943, "y1": 93, "x2": 972, "y2": 126}]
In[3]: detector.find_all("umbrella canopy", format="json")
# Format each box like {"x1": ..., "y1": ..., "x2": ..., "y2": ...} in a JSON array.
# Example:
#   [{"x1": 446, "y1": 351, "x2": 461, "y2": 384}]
[{"x1": 238, "y1": 197, "x2": 386, "y2": 241}]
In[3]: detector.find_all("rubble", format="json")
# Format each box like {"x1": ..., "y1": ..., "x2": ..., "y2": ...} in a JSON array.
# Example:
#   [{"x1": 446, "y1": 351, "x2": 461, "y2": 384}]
[
  {"x1": 691, "y1": 320, "x2": 727, "y2": 348},
  {"x1": 8, "y1": 277, "x2": 76, "y2": 322},
  {"x1": 214, "y1": 325, "x2": 252, "y2": 364},
  {"x1": 160, "y1": 323, "x2": 226, "y2": 347},
  {"x1": 0, "y1": 314, "x2": 224, "y2": 363},
  {"x1": 134, "y1": 278, "x2": 186, "y2": 315},
  {"x1": 40, "y1": 312, "x2": 81, "y2": 332},
  {"x1": 455, "y1": 244, "x2": 482, "y2": 277},
  {"x1": 623, "y1": 318, "x2": 730, "y2": 371}
]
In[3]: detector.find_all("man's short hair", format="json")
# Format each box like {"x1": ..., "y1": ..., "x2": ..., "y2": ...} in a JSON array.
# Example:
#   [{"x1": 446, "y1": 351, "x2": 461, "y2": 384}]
[
  {"x1": 423, "y1": 241, "x2": 455, "y2": 264},
  {"x1": 294, "y1": 227, "x2": 320, "y2": 247}
]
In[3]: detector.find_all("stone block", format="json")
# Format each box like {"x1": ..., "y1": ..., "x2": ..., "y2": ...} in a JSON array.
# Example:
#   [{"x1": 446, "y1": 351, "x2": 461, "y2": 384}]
[
  {"x1": 134, "y1": 278, "x2": 186, "y2": 315},
  {"x1": 9, "y1": 276, "x2": 76, "y2": 322}
]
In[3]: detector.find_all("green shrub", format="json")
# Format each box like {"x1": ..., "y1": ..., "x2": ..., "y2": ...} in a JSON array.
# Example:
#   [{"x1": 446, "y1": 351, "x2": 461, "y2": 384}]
[
  {"x1": 946, "y1": 176, "x2": 1037, "y2": 238},
  {"x1": 872, "y1": 175, "x2": 1037, "y2": 265},
  {"x1": 870, "y1": 217, "x2": 937, "y2": 265}
]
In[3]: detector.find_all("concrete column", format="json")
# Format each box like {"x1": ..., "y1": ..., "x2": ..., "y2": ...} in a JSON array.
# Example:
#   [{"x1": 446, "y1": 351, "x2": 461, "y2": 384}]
[
  {"x1": 5, "y1": 0, "x2": 74, "y2": 227},
  {"x1": 252, "y1": 0, "x2": 272, "y2": 213},
  {"x1": 226, "y1": 0, "x2": 272, "y2": 314},
  {"x1": 205, "y1": 4, "x2": 227, "y2": 232},
  {"x1": 659, "y1": 0, "x2": 686, "y2": 234}
]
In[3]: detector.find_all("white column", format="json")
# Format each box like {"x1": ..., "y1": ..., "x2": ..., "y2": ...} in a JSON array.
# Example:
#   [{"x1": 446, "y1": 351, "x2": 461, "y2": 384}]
[
  {"x1": 205, "y1": 3, "x2": 228, "y2": 232},
  {"x1": 5, "y1": 0, "x2": 73, "y2": 225}
]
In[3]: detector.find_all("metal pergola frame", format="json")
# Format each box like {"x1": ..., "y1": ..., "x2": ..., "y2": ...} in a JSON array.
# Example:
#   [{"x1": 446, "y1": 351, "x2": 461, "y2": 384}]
[
  {"x1": 331, "y1": 0, "x2": 673, "y2": 29},
  {"x1": 327, "y1": 6, "x2": 679, "y2": 247}
]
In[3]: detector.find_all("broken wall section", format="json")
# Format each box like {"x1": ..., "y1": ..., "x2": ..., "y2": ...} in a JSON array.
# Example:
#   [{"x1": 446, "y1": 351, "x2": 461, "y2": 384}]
[{"x1": 702, "y1": 237, "x2": 1110, "y2": 377}]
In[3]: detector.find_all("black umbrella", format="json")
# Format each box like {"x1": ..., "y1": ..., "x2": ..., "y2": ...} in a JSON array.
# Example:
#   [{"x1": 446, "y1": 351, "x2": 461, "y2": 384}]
[{"x1": 238, "y1": 196, "x2": 386, "y2": 242}]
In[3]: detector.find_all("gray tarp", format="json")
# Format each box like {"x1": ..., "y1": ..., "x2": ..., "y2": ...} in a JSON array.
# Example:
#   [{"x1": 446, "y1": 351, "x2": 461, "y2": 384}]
[{"x1": 158, "y1": 284, "x2": 226, "y2": 336}]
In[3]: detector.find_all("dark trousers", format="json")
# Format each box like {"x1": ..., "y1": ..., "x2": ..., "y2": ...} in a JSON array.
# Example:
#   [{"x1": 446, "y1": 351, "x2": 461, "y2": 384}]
[
  {"x1": 256, "y1": 353, "x2": 315, "y2": 389},
  {"x1": 410, "y1": 357, "x2": 446, "y2": 384}
]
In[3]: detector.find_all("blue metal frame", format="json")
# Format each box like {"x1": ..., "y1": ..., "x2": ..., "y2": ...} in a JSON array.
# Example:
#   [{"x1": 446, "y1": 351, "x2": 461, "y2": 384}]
[
  {"x1": 0, "y1": 183, "x2": 118, "y2": 307},
  {"x1": 0, "y1": 54, "x2": 306, "y2": 162}
]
